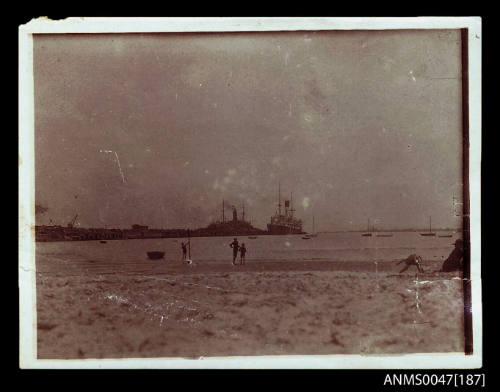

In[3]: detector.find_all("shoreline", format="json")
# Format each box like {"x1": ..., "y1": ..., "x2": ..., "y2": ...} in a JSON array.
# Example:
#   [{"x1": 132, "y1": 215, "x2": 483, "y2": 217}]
[
  {"x1": 36, "y1": 257, "x2": 452, "y2": 277},
  {"x1": 35, "y1": 229, "x2": 462, "y2": 243}
]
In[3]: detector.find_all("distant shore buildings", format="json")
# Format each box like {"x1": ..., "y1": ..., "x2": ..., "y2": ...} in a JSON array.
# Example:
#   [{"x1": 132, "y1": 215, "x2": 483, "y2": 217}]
[{"x1": 34, "y1": 224, "x2": 189, "y2": 242}]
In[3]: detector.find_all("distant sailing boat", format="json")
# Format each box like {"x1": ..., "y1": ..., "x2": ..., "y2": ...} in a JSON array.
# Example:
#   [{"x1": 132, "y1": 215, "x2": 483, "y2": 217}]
[
  {"x1": 420, "y1": 216, "x2": 436, "y2": 237},
  {"x1": 309, "y1": 216, "x2": 318, "y2": 237},
  {"x1": 362, "y1": 218, "x2": 372, "y2": 237}
]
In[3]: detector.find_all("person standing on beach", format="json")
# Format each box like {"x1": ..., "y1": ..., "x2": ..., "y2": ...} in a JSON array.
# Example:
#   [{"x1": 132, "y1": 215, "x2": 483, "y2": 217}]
[
  {"x1": 239, "y1": 243, "x2": 247, "y2": 265},
  {"x1": 181, "y1": 242, "x2": 187, "y2": 261},
  {"x1": 396, "y1": 254, "x2": 424, "y2": 273},
  {"x1": 230, "y1": 238, "x2": 239, "y2": 265}
]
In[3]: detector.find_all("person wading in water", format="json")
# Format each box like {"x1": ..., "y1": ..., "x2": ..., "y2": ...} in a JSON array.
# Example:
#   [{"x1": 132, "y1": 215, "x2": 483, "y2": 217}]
[
  {"x1": 229, "y1": 238, "x2": 239, "y2": 265},
  {"x1": 181, "y1": 242, "x2": 187, "y2": 262}
]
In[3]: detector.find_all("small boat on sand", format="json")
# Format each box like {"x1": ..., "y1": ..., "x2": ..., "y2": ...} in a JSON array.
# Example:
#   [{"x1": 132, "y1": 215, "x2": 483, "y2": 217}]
[
  {"x1": 100, "y1": 240, "x2": 107, "y2": 243},
  {"x1": 302, "y1": 235, "x2": 311, "y2": 240},
  {"x1": 438, "y1": 234, "x2": 453, "y2": 238},
  {"x1": 147, "y1": 251, "x2": 165, "y2": 260},
  {"x1": 376, "y1": 234, "x2": 393, "y2": 237},
  {"x1": 248, "y1": 236, "x2": 258, "y2": 239}
]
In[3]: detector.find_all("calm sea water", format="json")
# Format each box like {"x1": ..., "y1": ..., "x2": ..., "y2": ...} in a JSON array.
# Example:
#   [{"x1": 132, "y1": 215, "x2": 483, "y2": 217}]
[{"x1": 36, "y1": 231, "x2": 460, "y2": 266}]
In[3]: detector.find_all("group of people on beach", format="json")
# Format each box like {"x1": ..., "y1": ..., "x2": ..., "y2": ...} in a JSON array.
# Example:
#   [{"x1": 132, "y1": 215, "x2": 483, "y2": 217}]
[
  {"x1": 179, "y1": 237, "x2": 247, "y2": 266},
  {"x1": 229, "y1": 238, "x2": 247, "y2": 265},
  {"x1": 179, "y1": 236, "x2": 463, "y2": 272}
]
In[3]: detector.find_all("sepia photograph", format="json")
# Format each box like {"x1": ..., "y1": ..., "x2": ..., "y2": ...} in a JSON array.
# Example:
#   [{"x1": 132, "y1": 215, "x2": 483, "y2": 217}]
[{"x1": 18, "y1": 17, "x2": 482, "y2": 369}]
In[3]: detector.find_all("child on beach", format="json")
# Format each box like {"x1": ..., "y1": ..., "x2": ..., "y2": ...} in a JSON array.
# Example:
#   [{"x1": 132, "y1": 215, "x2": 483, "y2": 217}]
[
  {"x1": 239, "y1": 243, "x2": 247, "y2": 265},
  {"x1": 230, "y1": 238, "x2": 239, "y2": 265},
  {"x1": 396, "y1": 254, "x2": 424, "y2": 273}
]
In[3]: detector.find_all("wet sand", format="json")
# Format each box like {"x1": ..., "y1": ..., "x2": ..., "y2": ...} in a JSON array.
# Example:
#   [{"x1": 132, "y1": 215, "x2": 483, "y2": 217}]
[{"x1": 35, "y1": 258, "x2": 465, "y2": 359}]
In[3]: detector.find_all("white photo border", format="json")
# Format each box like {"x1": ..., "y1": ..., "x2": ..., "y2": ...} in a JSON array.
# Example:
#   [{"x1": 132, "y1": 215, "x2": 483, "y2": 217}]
[{"x1": 19, "y1": 17, "x2": 482, "y2": 369}]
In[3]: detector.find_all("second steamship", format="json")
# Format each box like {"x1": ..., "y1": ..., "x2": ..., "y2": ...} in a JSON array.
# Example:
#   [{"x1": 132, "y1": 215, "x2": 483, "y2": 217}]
[{"x1": 267, "y1": 183, "x2": 303, "y2": 234}]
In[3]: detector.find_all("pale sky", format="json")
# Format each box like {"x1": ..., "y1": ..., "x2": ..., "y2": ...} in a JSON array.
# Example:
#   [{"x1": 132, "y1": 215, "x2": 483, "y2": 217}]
[{"x1": 34, "y1": 30, "x2": 464, "y2": 231}]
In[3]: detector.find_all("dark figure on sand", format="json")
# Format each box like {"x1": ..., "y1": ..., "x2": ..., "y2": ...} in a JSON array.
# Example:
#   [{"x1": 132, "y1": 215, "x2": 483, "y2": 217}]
[
  {"x1": 230, "y1": 238, "x2": 239, "y2": 265},
  {"x1": 181, "y1": 242, "x2": 187, "y2": 261},
  {"x1": 397, "y1": 254, "x2": 424, "y2": 273},
  {"x1": 441, "y1": 239, "x2": 464, "y2": 272},
  {"x1": 239, "y1": 243, "x2": 247, "y2": 265}
]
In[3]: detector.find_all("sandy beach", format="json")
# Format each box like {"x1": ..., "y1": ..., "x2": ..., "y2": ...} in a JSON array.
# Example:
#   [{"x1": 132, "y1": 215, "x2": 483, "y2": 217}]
[{"x1": 36, "y1": 256, "x2": 464, "y2": 359}]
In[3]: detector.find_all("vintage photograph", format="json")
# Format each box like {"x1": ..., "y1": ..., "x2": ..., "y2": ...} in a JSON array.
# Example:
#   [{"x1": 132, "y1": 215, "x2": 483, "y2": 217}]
[{"x1": 19, "y1": 18, "x2": 481, "y2": 367}]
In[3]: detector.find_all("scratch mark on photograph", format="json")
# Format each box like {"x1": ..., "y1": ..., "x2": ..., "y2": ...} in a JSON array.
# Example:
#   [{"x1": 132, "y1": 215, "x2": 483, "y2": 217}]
[{"x1": 100, "y1": 149, "x2": 126, "y2": 183}]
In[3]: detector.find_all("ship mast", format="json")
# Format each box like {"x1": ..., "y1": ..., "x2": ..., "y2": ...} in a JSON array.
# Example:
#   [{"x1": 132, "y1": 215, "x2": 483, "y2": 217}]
[
  {"x1": 278, "y1": 182, "x2": 282, "y2": 216},
  {"x1": 222, "y1": 199, "x2": 225, "y2": 223}
]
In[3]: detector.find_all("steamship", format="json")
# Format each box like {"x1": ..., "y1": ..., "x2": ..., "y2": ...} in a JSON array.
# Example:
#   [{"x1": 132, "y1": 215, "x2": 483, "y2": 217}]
[{"x1": 267, "y1": 183, "x2": 303, "y2": 235}]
